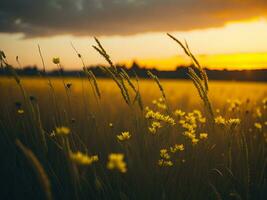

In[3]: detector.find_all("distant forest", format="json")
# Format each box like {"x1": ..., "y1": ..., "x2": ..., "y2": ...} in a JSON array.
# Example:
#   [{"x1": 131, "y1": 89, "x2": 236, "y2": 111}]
[{"x1": 1, "y1": 62, "x2": 266, "y2": 82}]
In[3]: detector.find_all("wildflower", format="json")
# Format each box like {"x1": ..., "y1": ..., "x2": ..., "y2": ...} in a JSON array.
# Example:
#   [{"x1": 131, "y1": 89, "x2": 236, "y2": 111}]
[
  {"x1": 117, "y1": 131, "x2": 131, "y2": 141},
  {"x1": 199, "y1": 117, "x2": 206, "y2": 123},
  {"x1": 179, "y1": 120, "x2": 186, "y2": 125},
  {"x1": 17, "y1": 109, "x2": 24, "y2": 114},
  {"x1": 174, "y1": 109, "x2": 185, "y2": 117},
  {"x1": 170, "y1": 144, "x2": 184, "y2": 153},
  {"x1": 160, "y1": 149, "x2": 170, "y2": 159},
  {"x1": 227, "y1": 118, "x2": 241, "y2": 126},
  {"x1": 157, "y1": 102, "x2": 167, "y2": 110},
  {"x1": 55, "y1": 126, "x2": 70, "y2": 136},
  {"x1": 184, "y1": 131, "x2": 196, "y2": 140},
  {"x1": 182, "y1": 123, "x2": 195, "y2": 132},
  {"x1": 264, "y1": 121, "x2": 267, "y2": 126},
  {"x1": 158, "y1": 159, "x2": 173, "y2": 167},
  {"x1": 148, "y1": 127, "x2": 156, "y2": 134},
  {"x1": 70, "y1": 151, "x2": 98, "y2": 165},
  {"x1": 152, "y1": 121, "x2": 161, "y2": 128},
  {"x1": 109, "y1": 123, "x2": 113, "y2": 128},
  {"x1": 52, "y1": 57, "x2": 60, "y2": 64},
  {"x1": 191, "y1": 138, "x2": 199, "y2": 145},
  {"x1": 254, "y1": 123, "x2": 262, "y2": 130},
  {"x1": 200, "y1": 133, "x2": 208, "y2": 139},
  {"x1": 145, "y1": 108, "x2": 175, "y2": 126},
  {"x1": 215, "y1": 116, "x2": 226, "y2": 125},
  {"x1": 152, "y1": 98, "x2": 167, "y2": 110},
  {"x1": 107, "y1": 153, "x2": 127, "y2": 173},
  {"x1": 148, "y1": 121, "x2": 162, "y2": 134},
  {"x1": 193, "y1": 110, "x2": 202, "y2": 118},
  {"x1": 255, "y1": 108, "x2": 262, "y2": 118}
]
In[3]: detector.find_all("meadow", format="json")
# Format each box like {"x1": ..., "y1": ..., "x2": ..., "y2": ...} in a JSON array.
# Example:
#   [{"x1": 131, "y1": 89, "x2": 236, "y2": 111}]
[{"x1": 0, "y1": 36, "x2": 266, "y2": 200}]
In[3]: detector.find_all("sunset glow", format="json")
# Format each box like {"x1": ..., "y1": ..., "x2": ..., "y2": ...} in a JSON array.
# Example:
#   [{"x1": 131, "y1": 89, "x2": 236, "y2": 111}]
[{"x1": 1, "y1": 17, "x2": 267, "y2": 70}]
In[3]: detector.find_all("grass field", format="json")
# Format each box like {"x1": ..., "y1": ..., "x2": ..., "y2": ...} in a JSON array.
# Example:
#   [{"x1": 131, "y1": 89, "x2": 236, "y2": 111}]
[{"x1": 0, "y1": 37, "x2": 267, "y2": 200}]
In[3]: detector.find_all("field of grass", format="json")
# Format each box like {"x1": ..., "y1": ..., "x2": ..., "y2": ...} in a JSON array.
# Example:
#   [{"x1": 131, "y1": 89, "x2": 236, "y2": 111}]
[{"x1": 0, "y1": 37, "x2": 267, "y2": 200}]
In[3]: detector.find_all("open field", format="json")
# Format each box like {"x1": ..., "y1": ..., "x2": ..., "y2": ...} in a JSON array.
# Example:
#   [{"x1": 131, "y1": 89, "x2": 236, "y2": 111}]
[
  {"x1": 1, "y1": 36, "x2": 267, "y2": 200},
  {"x1": 0, "y1": 75, "x2": 267, "y2": 200}
]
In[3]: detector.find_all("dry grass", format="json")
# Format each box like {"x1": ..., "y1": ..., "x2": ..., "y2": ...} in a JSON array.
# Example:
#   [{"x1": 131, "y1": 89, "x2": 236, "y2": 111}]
[{"x1": 0, "y1": 37, "x2": 266, "y2": 200}]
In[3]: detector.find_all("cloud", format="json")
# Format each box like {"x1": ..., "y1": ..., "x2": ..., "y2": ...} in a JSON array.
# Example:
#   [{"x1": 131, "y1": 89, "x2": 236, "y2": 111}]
[{"x1": 0, "y1": 0, "x2": 267, "y2": 38}]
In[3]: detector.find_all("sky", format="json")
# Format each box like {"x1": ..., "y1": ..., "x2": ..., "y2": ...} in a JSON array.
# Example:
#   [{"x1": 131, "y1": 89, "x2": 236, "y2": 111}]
[{"x1": 1, "y1": 0, "x2": 267, "y2": 70}]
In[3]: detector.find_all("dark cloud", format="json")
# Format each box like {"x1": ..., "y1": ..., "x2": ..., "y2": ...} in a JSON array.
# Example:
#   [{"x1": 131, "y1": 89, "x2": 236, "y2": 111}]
[{"x1": 0, "y1": 0, "x2": 267, "y2": 38}]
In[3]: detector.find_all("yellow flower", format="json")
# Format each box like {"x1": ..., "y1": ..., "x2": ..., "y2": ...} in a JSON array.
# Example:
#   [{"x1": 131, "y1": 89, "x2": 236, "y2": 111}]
[
  {"x1": 174, "y1": 109, "x2": 185, "y2": 117},
  {"x1": 148, "y1": 127, "x2": 156, "y2": 134},
  {"x1": 145, "y1": 108, "x2": 175, "y2": 125},
  {"x1": 215, "y1": 116, "x2": 226, "y2": 125},
  {"x1": 17, "y1": 109, "x2": 24, "y2": 114},
  {"x1": 255, "y1": 108, "x2": 262, "y2": 118},
  {"x1": 170, "y1": 144, "x2": 184, "y2": 153},
  {"x1": 227, "y1": 118, "x2": 241, "y2": 126},
  {"x1": 158, "y1": 159, "x2": 173, "y2": 167},
  {"x1": 55, "y1": 126, "x2": 70, "y2": 136},
  {"x1": 109, "y1": 123, "x2": 113, "y2": 127},
  {"x1": 70, "y1": 151, "x2": 98, "y2": 165},
  {"x1": 179, "y1": 120, "x2": 186, "y2": 125},
  {"x1": 117, "y1": 131, "x2": 131, "y2": 141},
  {"x1": 107, "y1": 153, "x2": 127, "y2": 173},
  {"x1": 152, "y1": 121, "x2": 161, "y2": 128},
  {"x1": 52, "y1": 57, "x2": 60, "y2": 64},
  {"x1": 254, "y1": 123, "x2": 262, "y2": 130},
  {"x1": 184, "y1": 131, "x2": 196, "y2": 140},
  {"x1": 160, "y1": 149, "x2": 170, "y2": 159},
  {"x1": 191, "y1": 138, "x2": 199, "y2": 145},
  {"x1": 199, "y1": 117, "x2": 206, "y2": 123},
  {"x1": 200, "y1": 133, "x2": 208, "y2": 139},
  {"x1": 148, "y1": 121, "x2": 162, "y2": 134}
]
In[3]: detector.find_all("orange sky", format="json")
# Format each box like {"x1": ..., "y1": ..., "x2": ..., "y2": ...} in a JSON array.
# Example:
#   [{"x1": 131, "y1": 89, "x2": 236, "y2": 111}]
[{"x1": 1, "y1": 18, "x2": 267, "y2": 70}]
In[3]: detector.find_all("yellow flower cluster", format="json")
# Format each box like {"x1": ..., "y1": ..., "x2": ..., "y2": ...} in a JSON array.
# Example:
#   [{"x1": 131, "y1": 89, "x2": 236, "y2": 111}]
[
  {"x1": 158, "y1": 149, "x2": 173, "y2": 167},
  {"x1": 254, "y1": 122, "x2": 262, "y2": 130},
  {"x1": 215, "y1": 116, "x2": 241, "y2": 128},
  {"x1": 55, "y1": 126, "x2": 70, "y2": 136},
  {"x1": 148, "y1": 121, "x2": 162, "y2": 134},
  {"x1": 107, "y1": 153, "x2": 127, "y2": 173},
  {"x1": 158, "y1": 159, "x2": 173, "y2": 167},
  {"x1": 152, "y1": 98, "x2": 167, "y2": 110},
  {"x1": 170, "y1": 144, "x2": 184, "y2": 153},
  {"x1": 117, "y1": 131, "x2": 131, "y2": 141},
  {"x1": 17, "y1": 109, "x2": 24, "y2": 114},
  {"x1": 227, "y1": 118, "x2": 241, "y2": 127},
  {"x1": 174, "y1": 109, "x2": 185, "y2": 117},
  {"x1": 145, "y1": 107, "x2": 175, "y2": 126},
  {"x1": 70, "y1": 151, "x2": 98, "y2": 165},
  {"x1": 255, "y1": 108, "x2": 262, "y2": 118},
  {"x1": 178, "y1": 110, "x2": 207, "y2": 145},
  {"x1": 215, "y1": 116, "x2": 226, "y2": 125},
  {"x1": 200, "y1": 133, "x2": 208, "y2": 139}
]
